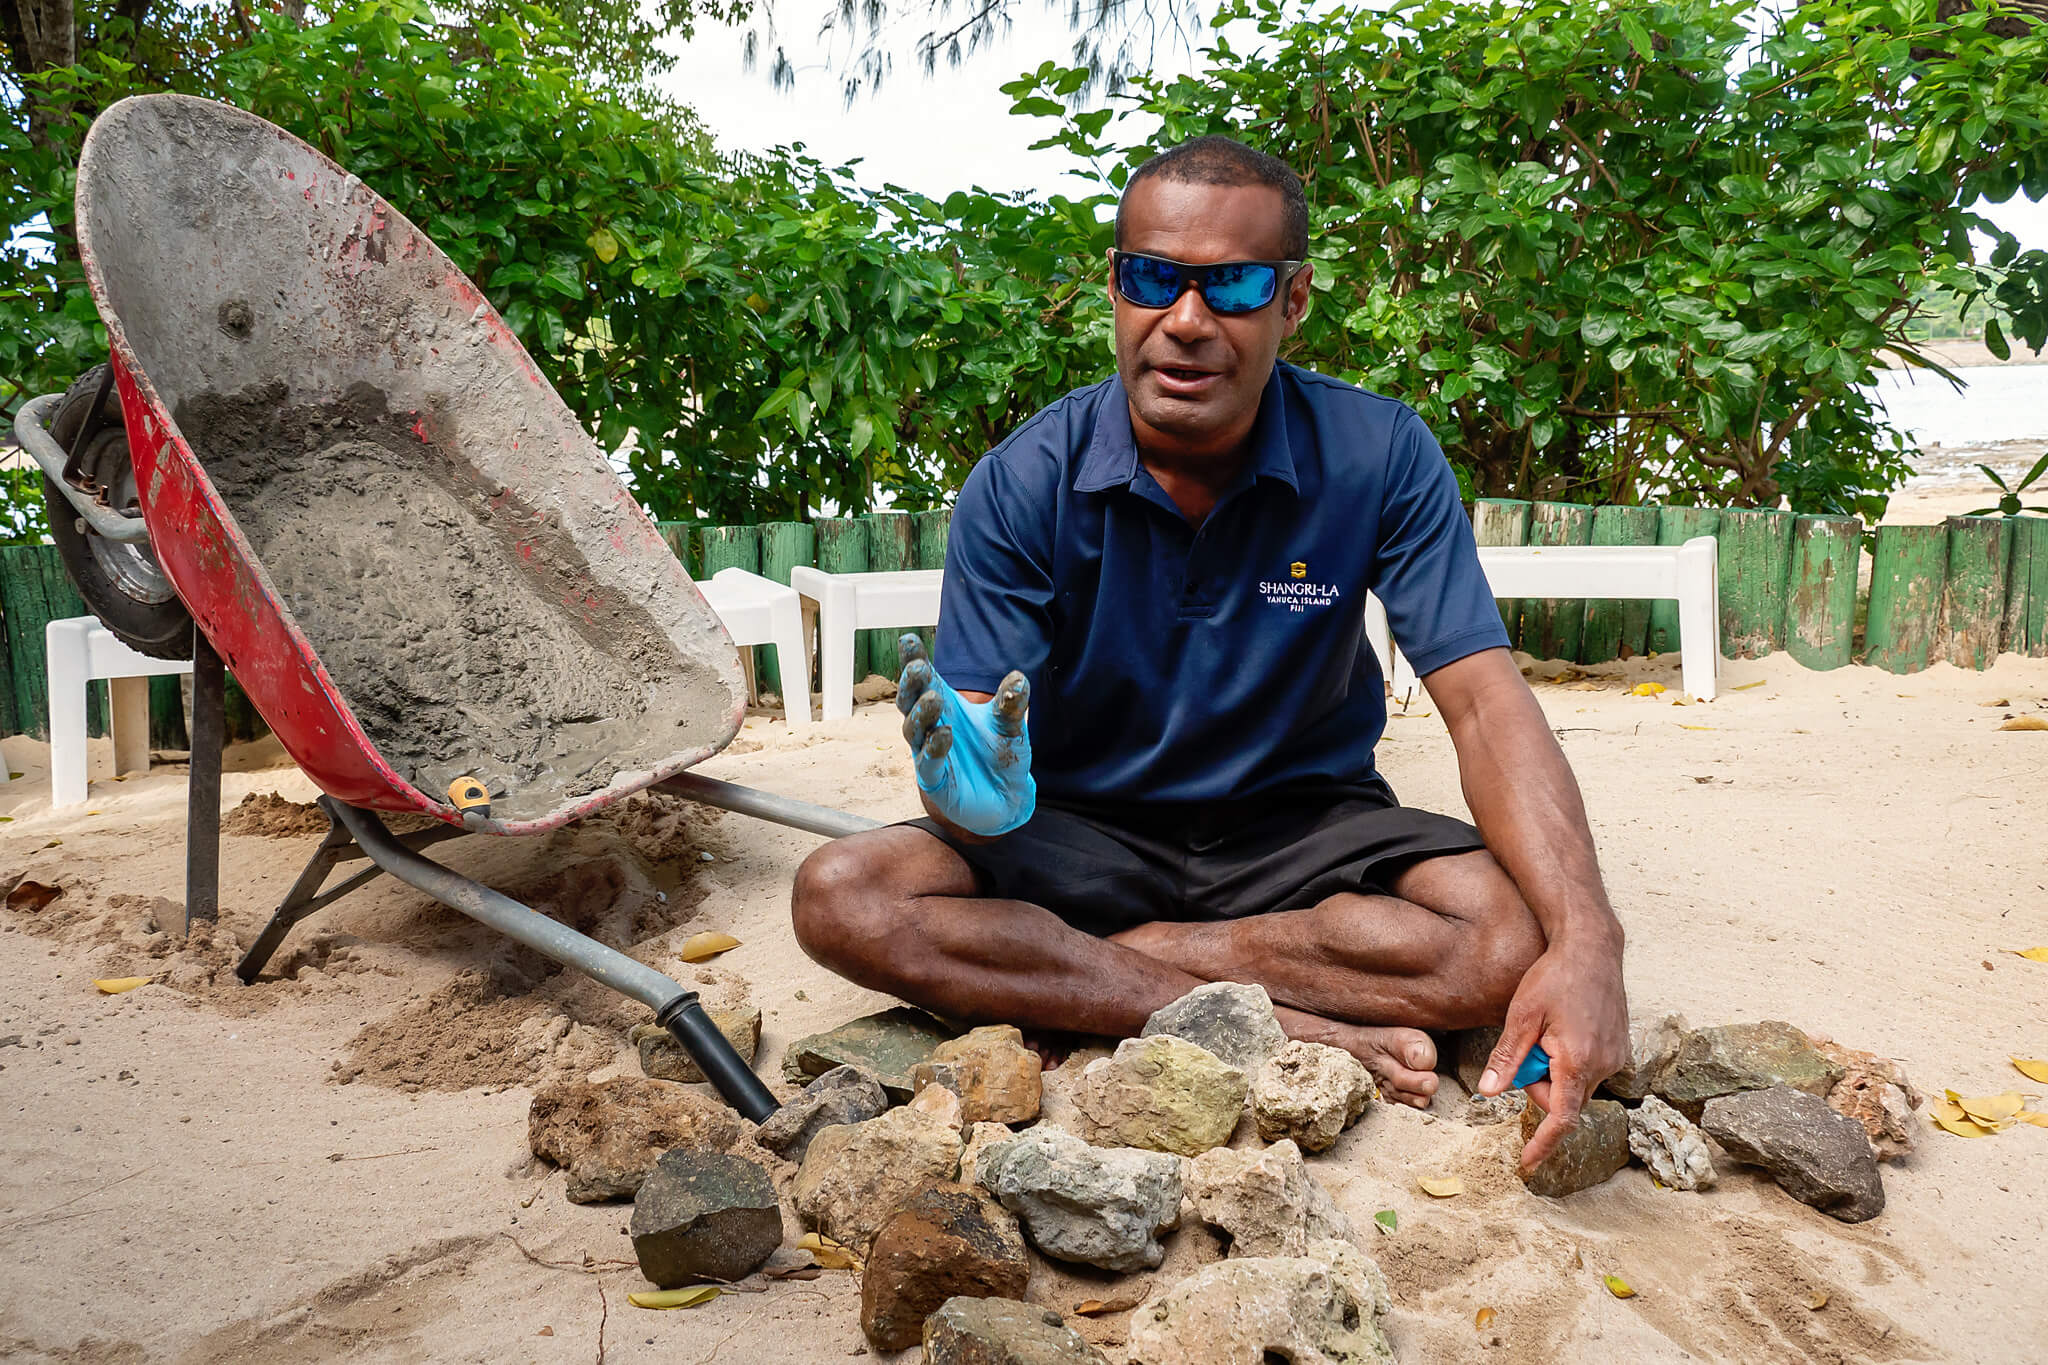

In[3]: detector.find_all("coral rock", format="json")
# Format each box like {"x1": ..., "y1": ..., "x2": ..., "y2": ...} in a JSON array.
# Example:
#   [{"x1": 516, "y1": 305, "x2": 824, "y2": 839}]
[
  {"x1": 1069, "y1": 1035, "x2": 1247, "y2": 1157},
  {"x1": 527, "y1": 1076, "x2": 741, "y2": 1203},
  {"x1": 1625, "y1": 1095, "x2": 1716, "y2": 1190},
  {"x1": 1517, "y1": 1097, "x2": 1630, "y2": 1198},
  {"x1": 923, "y1": 1297, "x2": 1108, "y2": 1364},
  {"x1": 912, "y1": 1024, "x2": 1044, "y2": 1125},
  {"x1": 1185, "y1": 1138, "x2": 1352, "y2": 1257},
  {"x1": 791, "y1": 1104, "x2": 962, "y2": 1250},
  {"x1": 1701, "y1": 1086, "x2": 1885, "y2": 1223},
  {"x1": 628, "y1": 1148, "x2": 783, "y2": 1286},
  {"x1": 1124, "y1": 1239, "x2": 1394, "y2": 1365},
  {"x1": 1141, "y1": 982, "x2": 1289, "y2": 1072},
  {"x1": 1814, "y1": 1038, "x2": 1921, "y2": 1161},
  {"x1": 1250, "y1": 1040, "x2": 1375, "y2": 1153},
  {"x1": 753, "y1": 1065, "x2": 888, "y2": 1164},
  {"x1": 975, "y1": 1126, "x2": 1182, "y2": 1272},
  {"x1": 859, "y1": 1184, "x2": 1030, "y2": 1351}
]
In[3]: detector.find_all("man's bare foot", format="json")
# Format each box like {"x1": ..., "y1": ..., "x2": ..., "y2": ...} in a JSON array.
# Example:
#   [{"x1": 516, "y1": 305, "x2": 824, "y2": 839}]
[{"x1": 1280, "y1": 1010, "x2": 1439, "y2": 1108}]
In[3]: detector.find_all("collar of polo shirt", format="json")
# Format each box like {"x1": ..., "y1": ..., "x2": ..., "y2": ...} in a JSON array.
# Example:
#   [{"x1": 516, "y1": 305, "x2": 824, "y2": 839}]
[{"x1": 1071, "y1": 367, "x2": 1301, "y2": 498}]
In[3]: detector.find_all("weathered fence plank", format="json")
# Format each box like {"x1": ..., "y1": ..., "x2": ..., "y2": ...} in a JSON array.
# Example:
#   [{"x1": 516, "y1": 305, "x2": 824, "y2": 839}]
[
  {"x1": 1717, "y1": 507, "x2": 1795, "y2": 658},
  {"x1": 1581, "y1": 505, "x2": 1659, "y2": 663},
  {"x1": 1, "y1": 545, "x2": 106, "y2": 741},
  {"x1": 1863, "y1": 524, "x2": 1948, "y2": 674},
  {"x1": 912, "y1": 510, "x2": 951, "y2": 657},
  {"x1": 655, "y1": 522, "x2": 695, "y2": 577},
  {"x1": 865, "y1": 511, "x2": 916, "y2": 681},
  {"x1": 814, "y1": 518, "x2": 871, "y2": 682},
  {"x1": 1649, "y1": 506, "x2": 1721, "y2": 656},
  {"x1": 1783, "y1": 515, "x2": 1862, "y2": 671},
  {"x1": 698, "y1": 526, "x2": 761, "y2": 700},
  {"x1": 1471, "y1": 498, "x2": 1530, "y2": 637},
  {"x1": 1942, "y1": 515, "x2": 2012, "y2": 670},
  {"x1": 2010, "y1": 515, "x2": 2048, "y2": 657},
  {"x1": 1518, "y1": 501, "x2": 1595, "y2": 661}
]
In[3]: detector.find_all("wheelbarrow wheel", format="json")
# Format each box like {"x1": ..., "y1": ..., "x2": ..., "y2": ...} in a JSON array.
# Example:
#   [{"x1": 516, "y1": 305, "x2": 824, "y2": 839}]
[{"x1": 44, "y1": 365, "x2": 193, "y2": 661}]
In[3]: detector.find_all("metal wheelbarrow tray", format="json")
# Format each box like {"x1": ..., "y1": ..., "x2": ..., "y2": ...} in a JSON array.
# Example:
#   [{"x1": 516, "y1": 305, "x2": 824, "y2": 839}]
[{"x1": 55, "y1": 93, "x2": 878, "y2": 1120}]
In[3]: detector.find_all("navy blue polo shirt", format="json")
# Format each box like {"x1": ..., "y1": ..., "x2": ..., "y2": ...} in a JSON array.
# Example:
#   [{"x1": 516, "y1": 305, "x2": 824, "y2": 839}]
[{"x1": 934, "y1": 361, "x2": 1508, "y2": 804}]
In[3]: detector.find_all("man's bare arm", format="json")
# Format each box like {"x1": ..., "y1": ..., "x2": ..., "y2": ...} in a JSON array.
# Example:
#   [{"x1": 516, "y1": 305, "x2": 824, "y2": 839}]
[{"x1": 1422, "y1": 646, "x2": 1629, "y2": 1167}]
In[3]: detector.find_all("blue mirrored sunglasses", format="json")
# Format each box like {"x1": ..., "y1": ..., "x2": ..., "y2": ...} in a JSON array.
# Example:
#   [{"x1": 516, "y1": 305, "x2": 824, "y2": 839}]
[{"x1": 1111, "y1": 251, "x2": 1302, "y2": 315}]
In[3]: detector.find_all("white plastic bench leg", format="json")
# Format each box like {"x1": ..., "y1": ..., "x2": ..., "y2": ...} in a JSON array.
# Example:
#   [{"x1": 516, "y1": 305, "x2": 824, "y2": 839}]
[
  {"x1": 109, "y1": 675, "x2": 151, "y2": 777},
  {"x1": 1678, "y1": 538, "x2": 1719, "y2": 701},
  {"x1": 46, "y1": 619, "x2": 93, "y2": 809},
  {"x1": 818, "y1": 579, "x2": 858, "y2": 722},
  {"x1": 769, "y1": 591, "x2": 812, "y2": 727}
]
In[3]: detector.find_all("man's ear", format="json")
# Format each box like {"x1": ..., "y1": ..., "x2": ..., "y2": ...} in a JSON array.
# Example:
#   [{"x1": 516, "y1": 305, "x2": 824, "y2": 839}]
[
  {"x1": 1105, "y1": 247, "x2": 1119, "y2": 309},
  {"x1": 1283, "y1": 262, "x2": 1313, "y2": 336}
]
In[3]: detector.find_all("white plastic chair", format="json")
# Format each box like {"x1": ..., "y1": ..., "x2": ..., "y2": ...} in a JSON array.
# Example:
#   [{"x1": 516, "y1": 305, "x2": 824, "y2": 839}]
[
  {"x1": 1373, "y1": 537, "x2": 1720, "y2": 705},
  {"x1": 695, "y1": 567, "x2": 812, "y2": 727},
  {"x1": 46, "y1": 615, "x2": 194, "y2": 808},
  {"x1": 789, "y1": 566, "x2": 944, "y2": 721}
]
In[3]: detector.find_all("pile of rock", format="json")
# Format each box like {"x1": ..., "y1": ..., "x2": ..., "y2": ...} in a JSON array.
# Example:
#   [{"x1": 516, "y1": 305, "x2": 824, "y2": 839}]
[
  {"x1": 1459, "y1": 1015, "x2": 1913, "y2": 1223},
  {"x1": 524, "y1": 985, "x2": 1397, "y2": 1362}
]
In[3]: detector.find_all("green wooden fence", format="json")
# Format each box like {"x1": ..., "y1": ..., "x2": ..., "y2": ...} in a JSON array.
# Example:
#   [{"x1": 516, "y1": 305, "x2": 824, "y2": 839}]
[{"x1": 8, "y1": 502, "x2": 2046, "y2": 738}]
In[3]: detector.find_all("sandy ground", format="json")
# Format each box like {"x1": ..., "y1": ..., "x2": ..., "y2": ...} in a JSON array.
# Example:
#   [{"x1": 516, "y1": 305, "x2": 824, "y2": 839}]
[{"x1": 4, "y1": 633, "x2": 2048, "y2": 1364}]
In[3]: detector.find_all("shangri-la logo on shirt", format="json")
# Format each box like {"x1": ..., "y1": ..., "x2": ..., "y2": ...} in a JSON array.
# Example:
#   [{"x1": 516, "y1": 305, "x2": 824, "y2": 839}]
[{"x1": 1260, "y1": 561, "x2": 1342, "y2": 612}]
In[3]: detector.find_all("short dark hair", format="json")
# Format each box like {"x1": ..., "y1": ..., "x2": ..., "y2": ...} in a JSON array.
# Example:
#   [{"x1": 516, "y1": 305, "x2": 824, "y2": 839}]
[{"x1": 1115, "y1": 135, "x2": 1309, "y2": 261}]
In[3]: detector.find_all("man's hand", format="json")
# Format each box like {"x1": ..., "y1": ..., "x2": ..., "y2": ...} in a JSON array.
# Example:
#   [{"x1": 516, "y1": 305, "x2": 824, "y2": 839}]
[
  {"x1": 1477, "y1": 930, "x2": 1630, "y2": 1169},
  {"x1": 896, "y1": 634, "x2": 1036, "y2": 838}
]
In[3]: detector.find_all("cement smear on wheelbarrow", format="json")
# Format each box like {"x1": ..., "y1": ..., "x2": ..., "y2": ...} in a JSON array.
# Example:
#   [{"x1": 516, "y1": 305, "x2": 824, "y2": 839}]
[{"x1": 176, "y1": 383, "x2": 731, "y2": 820}]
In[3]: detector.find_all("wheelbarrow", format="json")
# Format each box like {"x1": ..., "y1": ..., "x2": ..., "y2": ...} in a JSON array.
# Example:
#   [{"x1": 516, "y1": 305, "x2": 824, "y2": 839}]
[{"x1": 13, "y1": 93, "x2": 880, "y2": 1122}]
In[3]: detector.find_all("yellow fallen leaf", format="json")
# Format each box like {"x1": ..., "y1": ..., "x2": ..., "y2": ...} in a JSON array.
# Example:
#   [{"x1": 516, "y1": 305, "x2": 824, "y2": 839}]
[
  {"x1": 1418, "y1": 1176, "x2": 1464, "y2": 1198},
  {"x1": 2015, "y1": 1111, "x2": 2048, "y2": 1128},
  {"x1": 797, "y1": 1232, "x2": 861, "y2": 1270},
  {"x1": 1603, "y1": 1274, "x2": 1636, "y2": 1299},
  {"x1": 1074, "y1": 1300, "x2": 1109, "y2": 1316},
  {"x1": 93, "y1": 976, "x2": 150, "y2": 995},
  {"x1": 2015, "y1": 947, "x2": 2048, "y2": 963},
  {"x1": 1999, "y1": 716, "x2": 2048, "y2": 731},
  {"x1": 1957, "y1": 1091, "x2": 2025, "y2": 1125},
  {"x1": 1677, "y1": 724, "x2": 1715, "y2": 731},
  {"x1": 1730, "y1": 679, "x2": 1766, "y2": 691},
  {"x1": 627, "y1": 1286, "x2": 720, "y2": 1310},
  {"x1": 1629, "y1": 682, "x2": 1666, "y2": 697},
  {"x1": 678, "y1": 931, "x2": 740, "y2": 963},
  {"x1": 1807, "y1": 1290, "x2": 1829, "y2": 1311},
  {"x1": 2012, "y1": 1058, "x2": 2048, "y2": 1085},
  {"x1": 1474, "y1": 1306, "x2": 1497, "y2": 1329},
  {"x1": 1931, "y1": 1098, "x2": 1997, "y2": 1138}
]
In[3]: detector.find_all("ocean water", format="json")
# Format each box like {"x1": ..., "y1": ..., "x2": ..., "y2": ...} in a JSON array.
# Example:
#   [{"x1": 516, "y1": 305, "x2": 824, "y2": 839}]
[{"x1": 1868, "y1": 364, "x2": 2048, "y2": 485}]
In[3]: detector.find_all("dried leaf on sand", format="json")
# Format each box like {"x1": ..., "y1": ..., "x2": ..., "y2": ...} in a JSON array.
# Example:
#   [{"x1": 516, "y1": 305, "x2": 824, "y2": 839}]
[
  {"x1": 628, "y1": 1286, "x2": 720, "y2": 1310},
  {"x1": 1604, "y1": 1274, "x2": 1637, "y2": 1299},
  {"x1": 678, "y1": 931, "x2": 740, "y2": 963},
  {"x1": 93, "y1": 977, "x2": 150, "y2": 994},
  {"x1": 1418, "y1": 1176, "x2": 1465, "y2": 1198}
]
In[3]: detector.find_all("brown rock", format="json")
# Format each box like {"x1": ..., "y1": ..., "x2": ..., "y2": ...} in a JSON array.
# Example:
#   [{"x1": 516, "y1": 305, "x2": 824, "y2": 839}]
[
  {"x1": 791, "y1": 1104, "x2": 962, "y2": 1251},
  {"x1": 1517, "y1": 1098, "x2": 1629, "y2": 1198},
  {"x1": 923, "y1": 1297, "x2": 1108, "y2": 1364},
  {"x1": 1657, "y1": 1021, "x2": 1842, "y2": 1117},
  {"x1": 1814, "y1": 1039, "x2": 1921, "y2": 1161},
  {"x1": 632, "y1": 1007, "x2": 763, "y2": 1084},
  {"x1": 528, "y1": 1076, "x2": 742, "y2": 1203},
  {"x1": 913, "y1": 1024, "x2": 1043, "y2": 1124},
  {"x1": 859, "y1": 1184, "x2": 1029, "y2": 1351}
]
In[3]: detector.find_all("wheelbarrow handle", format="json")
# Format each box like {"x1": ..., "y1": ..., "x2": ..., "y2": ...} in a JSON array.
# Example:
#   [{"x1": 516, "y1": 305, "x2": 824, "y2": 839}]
[{"x1": 13, "y1": 392, "x2": 155, "y2": 545}]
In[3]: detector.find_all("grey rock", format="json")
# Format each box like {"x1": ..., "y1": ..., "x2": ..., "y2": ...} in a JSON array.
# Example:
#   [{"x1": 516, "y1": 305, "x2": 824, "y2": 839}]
[
  {"x1": 1601, "y1": 1013, "x2": 1688, "y2": 1101},
  {"x1": 1625, "y1": 1094, "x2": 1716, "y2": 1190},
  {"x1": 783, "y1": 1007, "x2": 954, "y2": 1100},
  {"x1": 754, "y1": 1064, "x2": 889, "y2": 1163},
  {"x1": 1701, "y1": 1086, "x2": 1885, "y2": 1222},
  {"x1": 975, "y1": 1126, "x2": 1183, "y2": 1272},
  {"x1": 1658, "y1": 1020, "x2": 1842, "y2": 1116},
  {"x1": 922, "y1": 1297, "x2": 1108, "y2": 1364},
  {"x1": 633, "y1": 1007, "x2": 762, "y2": 1084},
  {"x1": 1124, "y1": 1239, "x2": 1394, "y2": 1365},
  {"x1": 628, "y1": 1148, "x2": 783, "y2": 1286},
  {"x1": 1185, "y1": 1139, "x2": 1352, "y2": 1258},
  {"x1": 1461, "y1": 1091, "x2": 1527, "y2": 1126},
  {"x1": 1518, "y1": 1098, "x2": 1630, "y2": 1198},
  {"x1": 1141, "y1": 981, "x2": 1288, "y2": 1072}
]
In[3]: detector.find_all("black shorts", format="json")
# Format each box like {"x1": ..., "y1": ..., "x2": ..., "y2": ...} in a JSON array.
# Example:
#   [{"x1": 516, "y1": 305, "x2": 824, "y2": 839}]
[{"x1": 906, "y1": 777, "x2": 1486, "y2": 938}]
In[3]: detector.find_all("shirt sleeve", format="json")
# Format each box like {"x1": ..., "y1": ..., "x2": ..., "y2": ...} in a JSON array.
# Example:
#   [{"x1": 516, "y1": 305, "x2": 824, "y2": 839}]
[
  {"x1": 933, "y1": 453, "x2": 1057, "y2": 695},
  {"x1": 1370, "y1": 412, "x2": 1511, "y2": 676}
]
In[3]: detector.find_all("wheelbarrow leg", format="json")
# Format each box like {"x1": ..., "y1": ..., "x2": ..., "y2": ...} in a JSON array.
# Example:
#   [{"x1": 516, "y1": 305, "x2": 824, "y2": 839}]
[
  {"x1": 235, "y1": 809, "x2": 355, "y2": 982},
  {"x1": 186, "y1": 624, "x2": 225, "y2": 931}
]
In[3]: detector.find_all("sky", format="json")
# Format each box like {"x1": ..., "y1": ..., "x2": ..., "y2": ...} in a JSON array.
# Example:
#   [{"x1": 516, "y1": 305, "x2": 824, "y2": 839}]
[{"x1": 659, "y1": 2, "x2": 2048, "y2": 251}]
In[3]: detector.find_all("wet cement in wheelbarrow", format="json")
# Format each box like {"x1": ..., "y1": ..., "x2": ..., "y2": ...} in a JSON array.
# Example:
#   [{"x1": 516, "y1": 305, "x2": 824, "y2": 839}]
[{"x1": 174, "y1": 383, "x2": 732, "y2": 822}]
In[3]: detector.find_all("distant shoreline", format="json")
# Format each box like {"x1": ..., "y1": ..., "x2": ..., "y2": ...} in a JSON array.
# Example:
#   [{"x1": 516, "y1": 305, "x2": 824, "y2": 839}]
[{"x1": 1883, "y1": 338, "x2": 2048, "y2": 369}]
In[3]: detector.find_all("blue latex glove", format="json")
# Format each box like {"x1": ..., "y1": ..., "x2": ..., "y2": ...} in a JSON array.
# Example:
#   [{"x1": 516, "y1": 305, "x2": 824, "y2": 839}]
[
  {"x1": 1511, "y1": 1044, "x2": 1551, "y2": 1090},
  {"x1": 895, "y1": 633, "x2": 1036, "y2": 837}
]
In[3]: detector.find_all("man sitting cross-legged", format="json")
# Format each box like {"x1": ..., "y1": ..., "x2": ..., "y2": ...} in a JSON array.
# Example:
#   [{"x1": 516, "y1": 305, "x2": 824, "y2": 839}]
[{"x1": 790, "y1": 134, "x2": 1629, "y2": 1166}]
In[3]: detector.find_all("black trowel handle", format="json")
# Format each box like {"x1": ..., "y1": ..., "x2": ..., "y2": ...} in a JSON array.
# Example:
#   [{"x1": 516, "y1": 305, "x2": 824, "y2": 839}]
[{"x1": 657, "y1": 993, "x2": 779, "y2": 1123}]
